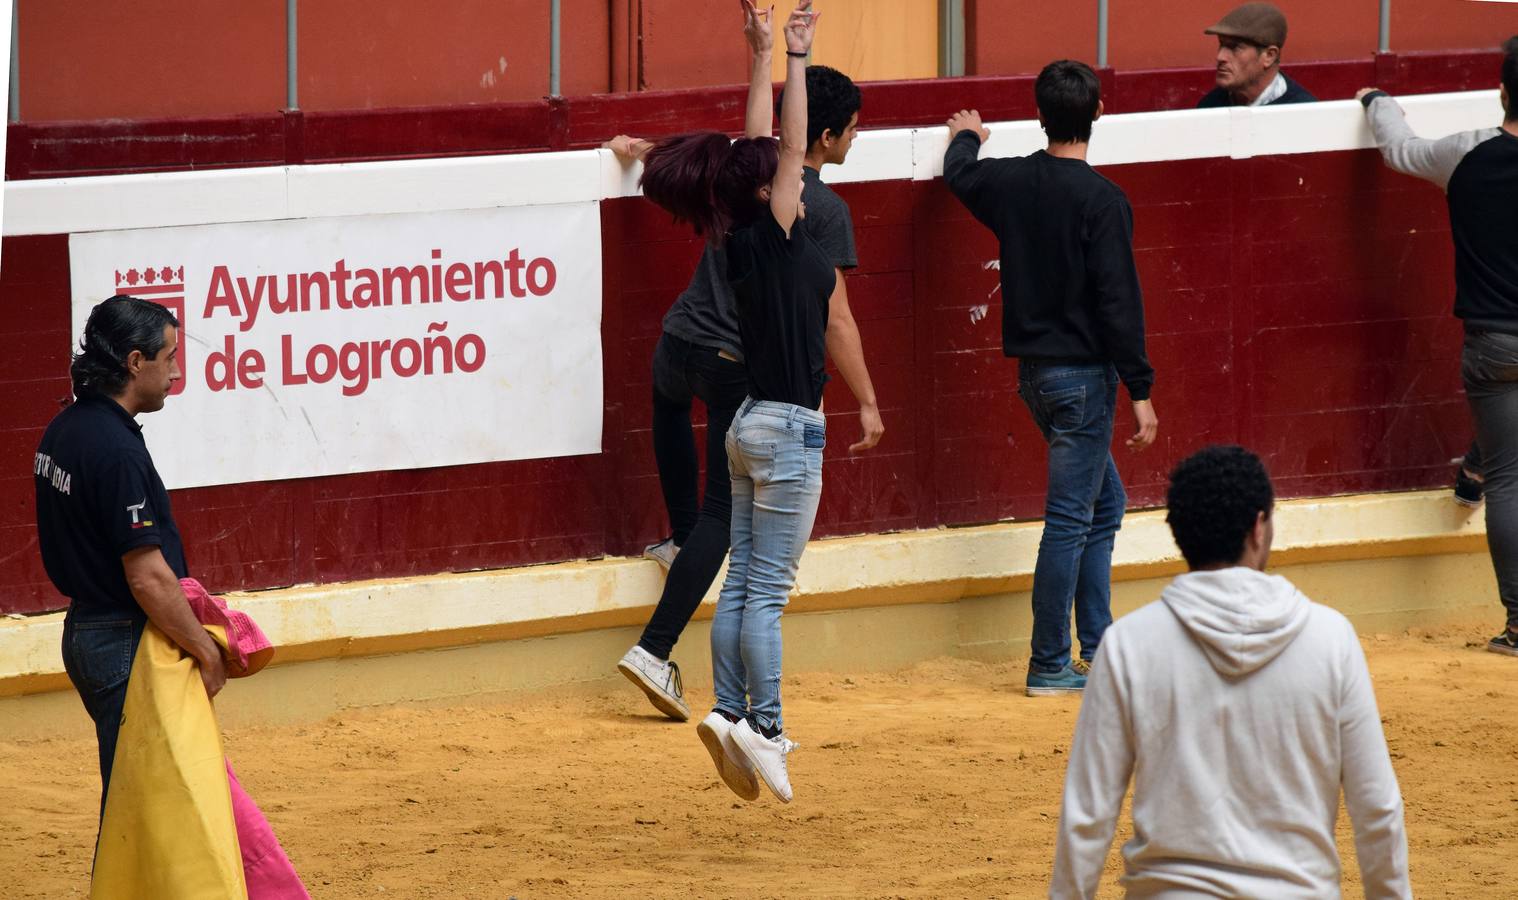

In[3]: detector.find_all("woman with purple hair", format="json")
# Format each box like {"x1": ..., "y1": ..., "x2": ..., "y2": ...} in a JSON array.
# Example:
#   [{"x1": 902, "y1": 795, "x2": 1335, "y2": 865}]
[{"x1": 610, "y1": 0, "x2": 838, "y2": 804}]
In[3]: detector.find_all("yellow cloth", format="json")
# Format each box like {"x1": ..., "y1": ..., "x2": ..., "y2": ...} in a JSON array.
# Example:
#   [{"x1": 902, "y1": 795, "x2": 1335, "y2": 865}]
[{"x1": 92, "y1": 623, "x2": 247, "y2": 900}]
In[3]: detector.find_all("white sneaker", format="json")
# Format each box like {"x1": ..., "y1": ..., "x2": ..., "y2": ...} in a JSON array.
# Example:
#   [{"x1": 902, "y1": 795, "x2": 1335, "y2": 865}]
[
  {"x1": 696, "y1": 712, "x2": 760, "y2": 801},
  {"x1": 616, "y1": 645, "x2": 690, "y2": 721},
  {"x1": 643, "y1": 537, "x2": 680, "y2": 571},
  {"x1": 728, "y1": 718, "x2": 798, "y2": 803}
]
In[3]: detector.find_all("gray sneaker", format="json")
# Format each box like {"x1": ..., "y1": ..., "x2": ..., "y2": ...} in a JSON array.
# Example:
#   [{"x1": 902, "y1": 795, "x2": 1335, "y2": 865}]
[
  {"x1": 643, "y1": 537, "x2": 680, "y2": 571},
  {"x1": 616, "y1": 645, "x2": 691, "y2": 721}
]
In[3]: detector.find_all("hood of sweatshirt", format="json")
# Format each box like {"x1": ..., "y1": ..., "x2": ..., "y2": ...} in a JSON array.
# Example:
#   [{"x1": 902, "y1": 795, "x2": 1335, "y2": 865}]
[{"x1": 1160, "y1": 567, "x2": 1311, "y2": 678}]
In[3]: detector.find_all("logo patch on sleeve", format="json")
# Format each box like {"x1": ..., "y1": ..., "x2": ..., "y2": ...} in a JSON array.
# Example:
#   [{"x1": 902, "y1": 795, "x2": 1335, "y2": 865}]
[{"x1": 126, "y1": 499, "x2": 153, "y2": 528}]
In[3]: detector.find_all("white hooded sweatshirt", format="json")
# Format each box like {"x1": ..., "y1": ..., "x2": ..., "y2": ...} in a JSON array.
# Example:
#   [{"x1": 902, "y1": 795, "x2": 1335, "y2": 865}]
[{"x1": 1050, "y1": 567, "x2": 1410, "y2": 899}]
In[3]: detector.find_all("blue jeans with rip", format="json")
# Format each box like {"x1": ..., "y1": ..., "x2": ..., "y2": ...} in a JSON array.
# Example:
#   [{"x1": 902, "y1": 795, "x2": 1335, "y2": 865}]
[
  {"x1": 1018, "y1": 362, "x2": 1126, "y2": 674},
  {"x1": 711, "y1": 399, "x2": 825, "y2": 734}
]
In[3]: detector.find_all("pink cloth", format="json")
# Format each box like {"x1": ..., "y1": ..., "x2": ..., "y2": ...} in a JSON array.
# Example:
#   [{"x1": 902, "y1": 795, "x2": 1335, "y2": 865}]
[
  {"x1": 180, "y1": 577, "x2": 274, "y2": 675},
  {"x1": 228, "y1": 763, "x2": 311, "y2": 900},
  {"x1": 180, "y1": 578, "x2": 307, "y2": 898}
]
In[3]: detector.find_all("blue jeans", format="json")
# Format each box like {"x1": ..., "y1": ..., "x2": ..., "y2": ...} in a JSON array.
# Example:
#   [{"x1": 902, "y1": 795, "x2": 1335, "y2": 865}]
[
  {"x1": 711, "y1": 399, "x2": 825, "y2": 733},
  {"x1": 1017, "y1": 363, "x2": 1126, "y2": 673},
  {"x1": 60, "y1": 610, "x2": 146, "y2": 815}
]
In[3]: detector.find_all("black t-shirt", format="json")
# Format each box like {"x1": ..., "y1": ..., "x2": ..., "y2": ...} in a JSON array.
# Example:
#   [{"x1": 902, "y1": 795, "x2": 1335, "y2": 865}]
[
  {"x1": 1448, "y1": 131, "x2": 1518, "y2": 334},
  {"x1": 726, "y1": 213, "x2": 836, "y2": 409},
  {"x1": 661, "y1": 166, "x2": 857, "y2": 361},
  {"x1": 34, "y1": 394, "x2": 187, "y2": 618}
]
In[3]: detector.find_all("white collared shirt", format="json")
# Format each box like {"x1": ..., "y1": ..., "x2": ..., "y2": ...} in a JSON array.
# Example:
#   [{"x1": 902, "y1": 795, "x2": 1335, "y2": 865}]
[{"x1": 1251, "y1": 71, "x2": 1288, "y2": 106}]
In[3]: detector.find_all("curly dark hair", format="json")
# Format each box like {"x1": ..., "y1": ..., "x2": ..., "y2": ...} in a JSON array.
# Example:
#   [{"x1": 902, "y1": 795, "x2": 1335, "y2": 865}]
[
  {"x1": 777, "y1": 65, "x2": 861, "y2": 150},
  {"x1": 1503, "y1": 35, "x2": 1518, "y2": 122},
  {"x1": 70, "y1": 295, "x2": 179, "y2": 398},
  {"x1": 1165, "y1": 445, "x2": 1275, "y2": 569}
]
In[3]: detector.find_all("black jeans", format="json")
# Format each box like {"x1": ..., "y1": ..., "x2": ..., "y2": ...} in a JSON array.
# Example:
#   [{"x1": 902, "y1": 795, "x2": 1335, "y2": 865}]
[
  {"x1": 639, "y1": 332, "x2": 749, "y2": 660},
  {"x1": 60, "y1": 610, "x2": 146, "y2": 815},
  {"x1": 1463, "y1": 330, "x2": 1518, "y2": 628}
]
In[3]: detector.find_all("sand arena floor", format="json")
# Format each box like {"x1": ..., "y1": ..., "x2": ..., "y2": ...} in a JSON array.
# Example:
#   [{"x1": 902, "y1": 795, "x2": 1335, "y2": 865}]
[{"x1": 3, "y1": 623, "x2": 1515, "y2": 898}]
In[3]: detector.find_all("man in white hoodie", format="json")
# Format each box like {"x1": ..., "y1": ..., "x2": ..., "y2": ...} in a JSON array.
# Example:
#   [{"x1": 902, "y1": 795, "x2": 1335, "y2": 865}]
[{"x1": 1051, "y1": 445, "x2": 1410, "y2": 899}]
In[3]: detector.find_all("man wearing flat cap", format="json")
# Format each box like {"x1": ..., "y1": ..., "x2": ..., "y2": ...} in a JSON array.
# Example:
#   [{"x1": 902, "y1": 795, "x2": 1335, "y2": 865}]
[{"x1": 1198, "y1": 2, "x2": 1317, "y2": 107}]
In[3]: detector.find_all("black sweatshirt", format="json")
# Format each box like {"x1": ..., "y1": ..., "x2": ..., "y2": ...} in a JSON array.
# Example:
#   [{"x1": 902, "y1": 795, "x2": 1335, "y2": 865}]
[
  {"x1": 944, "y1": 131, "x2": 1153, "y2": 400},
  {"x1": 1447, "y1": 131, "x2": 1518, "y2": 335}
]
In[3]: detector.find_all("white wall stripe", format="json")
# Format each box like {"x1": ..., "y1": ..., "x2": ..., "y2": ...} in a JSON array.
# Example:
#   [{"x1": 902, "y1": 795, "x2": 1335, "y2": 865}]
[{"x1": 1, "y1": 91, "x2": 1501, "y2": 237}]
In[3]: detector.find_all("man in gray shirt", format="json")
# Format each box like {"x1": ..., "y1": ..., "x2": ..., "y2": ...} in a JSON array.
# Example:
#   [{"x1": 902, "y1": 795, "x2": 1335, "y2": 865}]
[{"x1": 1358, "y1": 36, "x2": 1518, "y2": 656}]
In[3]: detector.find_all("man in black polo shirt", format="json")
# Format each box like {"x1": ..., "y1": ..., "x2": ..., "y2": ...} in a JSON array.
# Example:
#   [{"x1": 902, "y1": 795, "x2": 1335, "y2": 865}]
[
  {"x1": 944, "y1": 60, "x2": 1158, "y2": 697},
  {"x1": 34, "y1": 295, "x2": 226, "y2": 810},
  {"x1": 1357, "y1": 37, "x2": 1518, "y2": 658}
]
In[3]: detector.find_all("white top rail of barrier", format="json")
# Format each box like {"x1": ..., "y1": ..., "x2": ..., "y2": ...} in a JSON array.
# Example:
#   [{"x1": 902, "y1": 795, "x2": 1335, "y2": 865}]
[{"x1": 2, "y1": 90, "x2": 1501, "y2": 237}]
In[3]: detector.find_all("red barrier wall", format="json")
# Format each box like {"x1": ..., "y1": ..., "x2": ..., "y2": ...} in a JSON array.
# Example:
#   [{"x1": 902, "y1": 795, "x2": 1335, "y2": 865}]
[
  {"x1": 15, "y1": 1, "x2": 1514, "y2": 117},
  {"x1": 0, "y1": 56, "x2": 1494, "y2": 614}
]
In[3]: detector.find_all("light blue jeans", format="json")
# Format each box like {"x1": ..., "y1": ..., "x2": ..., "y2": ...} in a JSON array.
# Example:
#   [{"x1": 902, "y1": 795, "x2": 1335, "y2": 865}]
[{"x1": 711, "y1": 398, "x2": 825, "y2": 733}]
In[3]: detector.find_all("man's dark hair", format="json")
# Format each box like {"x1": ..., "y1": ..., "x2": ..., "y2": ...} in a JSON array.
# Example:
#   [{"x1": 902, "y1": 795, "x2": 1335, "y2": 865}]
[
  {"x1": 1035, "y1": 60, "x2": 1101, "y2": 144},
  {"x1": 70, "y1": 295, "x2": 179, "y2": 398},
  {"x1": 777, "y1": 65, "x2": 861, "y2": 150},
  {"x1": 1165, "y1": 445, "x2": 1275, "y2": 569},
  {"x1": 1503, "y1": 35, "x2": 1518, "y2": 122}
]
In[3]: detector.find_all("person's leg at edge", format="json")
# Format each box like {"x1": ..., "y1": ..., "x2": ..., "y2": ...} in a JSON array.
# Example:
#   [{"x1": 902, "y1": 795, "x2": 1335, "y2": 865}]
[
  {"x1": 738, "y1": 424, "x2": 822, "y2": 736},
  {"x1": 1020, "y1": 365, "x2": 1115, "y2": 675},
  {"x1": 711, "y1": 415, "x2": 756, "y2": 721},
  {"x1": 637, "y1": 351, "x2": 746, "y2": 660},
  {"x1": 650, "y1": 333, "x2": 700, "y2": 546},
  {"x1": 60, "y1": 615, "x2": 145, "y2": 819},
  {"x1": 1073, "y1": 452, "x2": 1125, "y2": 664},
  {"x1": 1464, "y1": 333, "x2": 1518, "y2": 646}
]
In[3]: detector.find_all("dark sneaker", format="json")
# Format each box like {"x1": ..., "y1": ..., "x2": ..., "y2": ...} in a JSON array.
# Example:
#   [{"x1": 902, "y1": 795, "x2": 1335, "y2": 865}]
[
  {"x1": 1487, "y1": 631, "x2": 1518, "y2": 657},
  {"x1": 1454, "y1": 465, "x2": 1484, "y2": 508},
  {"x1": 1026, "y1": 662, "x2": 1087, "y2": 697}
]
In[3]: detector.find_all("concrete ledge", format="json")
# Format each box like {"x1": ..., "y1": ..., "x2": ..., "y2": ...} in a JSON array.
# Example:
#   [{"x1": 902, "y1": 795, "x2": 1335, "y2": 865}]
[{"x1": 0, "y1": 489, "x2": 1491, "y2": 702}]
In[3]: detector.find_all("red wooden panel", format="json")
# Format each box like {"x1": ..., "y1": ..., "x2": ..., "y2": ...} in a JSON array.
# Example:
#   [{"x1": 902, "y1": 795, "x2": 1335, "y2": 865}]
[
  {"x1": 17, "y1": 2, "x2": 283, "y2": 122},
  {"x1": 301, "y1": 104, "x2": 557, "y2": 164},
  {"x1": 299, "y1": 0, "x2": 608, "y2": 110}
]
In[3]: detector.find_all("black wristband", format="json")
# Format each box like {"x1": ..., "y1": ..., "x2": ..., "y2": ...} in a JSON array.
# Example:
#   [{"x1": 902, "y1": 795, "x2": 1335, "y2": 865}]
[
  {"x1": 1359, "y1": 89, "x2": 1389, "y2": 108},
  {"x1": 786, "y1": 50, "x2": 808, "y2": 58}
]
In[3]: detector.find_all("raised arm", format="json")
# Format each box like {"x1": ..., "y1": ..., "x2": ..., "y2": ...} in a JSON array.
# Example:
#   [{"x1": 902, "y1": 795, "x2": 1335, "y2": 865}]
[
  {"x1": 742, "y1": 1, "x2": 776, "y2": 138},
  {"x1": 943, "y1": 110, "x2": 998, "y2": 228},
  {"x1": 1357, "y1": 89, "x2": 1487, "y2": 191},
  {"x1": 769, "y1": 1, "x2": 818, "y2": 237}
]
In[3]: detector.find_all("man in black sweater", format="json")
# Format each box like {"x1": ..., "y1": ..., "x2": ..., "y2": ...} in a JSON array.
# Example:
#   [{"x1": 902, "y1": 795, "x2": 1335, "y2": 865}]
[
  {"x1": 1358, "y1": 37, "x2": 1518, "y2": 657},
  {"x1": 944, "y1": 60, "x2": 1158, "y2": 697}
]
